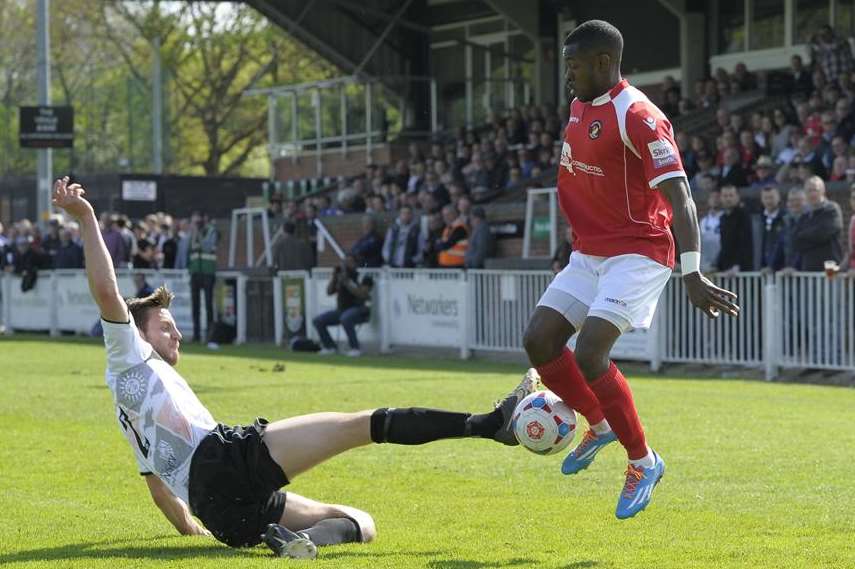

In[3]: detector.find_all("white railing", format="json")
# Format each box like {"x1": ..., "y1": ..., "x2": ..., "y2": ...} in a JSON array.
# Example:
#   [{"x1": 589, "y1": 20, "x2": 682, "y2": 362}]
[{"x1": 3, "y1": 269, "x2": 853, "y2": 378}]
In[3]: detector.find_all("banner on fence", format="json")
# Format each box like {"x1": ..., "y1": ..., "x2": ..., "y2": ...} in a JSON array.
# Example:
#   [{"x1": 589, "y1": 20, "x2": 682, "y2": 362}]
[{"x1": 387, "y1": 274, "x2": 466, "y2": 348}]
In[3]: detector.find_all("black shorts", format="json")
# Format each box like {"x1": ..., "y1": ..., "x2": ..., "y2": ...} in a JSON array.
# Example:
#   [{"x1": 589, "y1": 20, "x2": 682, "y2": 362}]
[{"x1": 188, "y1": 418, "x2": 289, "y2": 548}]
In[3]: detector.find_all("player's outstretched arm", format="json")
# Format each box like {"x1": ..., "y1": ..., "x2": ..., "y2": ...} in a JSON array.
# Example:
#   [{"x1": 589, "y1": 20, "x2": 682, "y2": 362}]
[
  {"x1": 51, "y1": 176, "x2": 128, "y2": 323},
  {"x1": 144, "y1": 475, "x2": 211, "y2": 537},
  {"x1": 659, "y1": 177, "x2": 740, "y2": 319}
]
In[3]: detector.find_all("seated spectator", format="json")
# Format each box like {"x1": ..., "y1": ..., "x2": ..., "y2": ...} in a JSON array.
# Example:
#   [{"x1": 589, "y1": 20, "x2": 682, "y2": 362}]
[
  {"x1": 423, "y1": 171, "x2": 450, "y2": 208},
  {"x1": 506, "y1": 167, "x2": 524, "y2": 189},
  {"x1": 830, "y1": 155, "x2": 849, "y2": 181},
  {"x1": 318, "y1": 194, "x2": 342, "y2": 217},
  {"x1": 381, "y1": 205, "x2": 419, "y2": 268},
  {"x1": 52, "y1": 226, "x2": 84, "y2": 269},
  {"x1": 750, "y1": 156, "x2": 777, "y2": 188},
  {"x1": 791, "y1": 176, "x2": 843, "y2": 271},
  {"x1": 732, "y1": 62, "x2": 757, "y2": 91},
  {"x1": 776, "y1": 129, "x2": 802, "y2": 165},
  {"x1": 464, "y1": 207, "x2": 493, "y2": 269},
  {"x1": 457, "y1": 195, "x2": 472, "y2": 223},
  {"x1": 273, "y1": 221, "x2": 314, "y2": 271},
  {"x1": 833, "y1": 97, "x2": 855, "y2": 142},
  {"x1": 717, "y1": 185, "x2": 754, "y2": 272},
  {"x1": 313, "y1": 254, "x2": 373, "y2": 357},
  {"x1": 700, "y1": 190, "x2": 723, "y2": 272},
  {"x1": 350, "y1": 215, "x2": 383, "y2": 268},
  {"x1": 436, "y1": 205, "x2": 469, "y2": 268},
  {"x1": 757, "y1": 186, "x2": 787, "y2": 271},
  {"x1": 719, "y1": 147, "x2": 749, "y2": 187}
]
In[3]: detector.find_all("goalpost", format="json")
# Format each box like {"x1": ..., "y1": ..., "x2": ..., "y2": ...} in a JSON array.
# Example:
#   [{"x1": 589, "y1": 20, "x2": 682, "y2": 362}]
[{"x1": 522, "y1": 187, "x2": 559, "y2": 259}]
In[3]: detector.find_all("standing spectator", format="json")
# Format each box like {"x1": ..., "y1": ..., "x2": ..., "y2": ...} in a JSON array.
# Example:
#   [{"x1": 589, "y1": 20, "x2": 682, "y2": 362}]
[
  {"x1": 789, "y1": 54, "x2": 813, "y2": 95},
  {"x1": 717, "y1": 185, "x2": 754, "y2": 272},
  {"x1": 273, "y1": 221, "x2": 314, "y2": 271},
  {"x1": 700, "y1": 190, "x2": 724, "y2": 272},
  {"x1": 464, "y1": 207, "x2": 493, "y2": 269},
  {"x1": 116, "y1": 216, "x2": 136, "y2": 267},
  {"x1": 52, "y1": 227, "x2": 84, "y2": 269},
  {"x1": 187, "y1": 212, "x2": 219, "y2": 344},
  {"x1": 313, "y1": 254, "x2": 373, "y2": 357},
  {"x1": 757, "y1": 186, "x2": 787, "y2": 271},
  {"x1": 174, "y1": 219, "x2": 191, "y2": 270},
  {"x1": 781, "y1": 188, "x2": 808, "y2": 270},
  {"x1": 791, "y1": 176, "x2": 844, "y2": 271},
  {"x1": 810, "y1": 24, "x2": 854, "y2": 86},
  {"x1": 42, "y1": 218, "x2": 62, "y2": 260},
  {"x1": 132, "y1": 223, "x2": 156, "y2": 269},
  {"x1": 160, "y1": 223, "x2": 178, "y2": 269},
  {"x1": 416, "y1": 212, "x2": 445, "y2": 268},
  {"x1": 101, "y1": 215, "x2": 126, "y2": 269},
  {"x1": 845, "y1": 187, "x2": 855, "y2": 273},
  {"x1": 350, "y1": 215, "x2": 383, "y2": 268},
  {"x1": 381, "y1": 206, "x2": 419, "y2": 268},
  {"x1": 436, "y1": 205, "x2": 469, "y2": 268}
]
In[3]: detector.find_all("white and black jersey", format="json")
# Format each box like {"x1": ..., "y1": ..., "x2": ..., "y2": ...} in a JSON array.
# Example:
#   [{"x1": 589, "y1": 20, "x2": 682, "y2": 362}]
[{"x1": 103, "y1": 315, "x2": 217, "y2": 503}]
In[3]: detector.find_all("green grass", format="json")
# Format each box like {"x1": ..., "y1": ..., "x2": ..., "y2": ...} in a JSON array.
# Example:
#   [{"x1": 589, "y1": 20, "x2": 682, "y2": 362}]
[{"x1": 1, "y1": 336, "x2": 853, "y2": 569}]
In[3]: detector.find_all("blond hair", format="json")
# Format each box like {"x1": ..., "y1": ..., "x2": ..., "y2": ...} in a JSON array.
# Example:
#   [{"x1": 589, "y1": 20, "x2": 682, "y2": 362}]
[{"x1": 126, "y1": 285, "x2": 174, "y2": 331}]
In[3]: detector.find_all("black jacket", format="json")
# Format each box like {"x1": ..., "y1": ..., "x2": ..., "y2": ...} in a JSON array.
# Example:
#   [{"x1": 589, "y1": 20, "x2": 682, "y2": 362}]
[
  {"x1": 717, "y1": 205, "x2": 754, "y2": 271},
  {"x1": 791, "y1": 200, "x2": 844, "y2": 271}
]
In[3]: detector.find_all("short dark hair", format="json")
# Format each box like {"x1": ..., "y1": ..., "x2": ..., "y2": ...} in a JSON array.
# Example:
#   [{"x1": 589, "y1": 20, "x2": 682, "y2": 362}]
[
  {"x1": 563, "y1": 19, "x2": 623, "y2": 57},
  {"x1": 126, "y1": 285, "x2": 174, "y2": 332}
]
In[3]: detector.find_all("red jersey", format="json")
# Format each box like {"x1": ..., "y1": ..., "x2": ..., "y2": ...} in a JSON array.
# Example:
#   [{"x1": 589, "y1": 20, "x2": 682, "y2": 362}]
[{"x1": 557, "y1": 79, "x2": 686, "y2": 267}]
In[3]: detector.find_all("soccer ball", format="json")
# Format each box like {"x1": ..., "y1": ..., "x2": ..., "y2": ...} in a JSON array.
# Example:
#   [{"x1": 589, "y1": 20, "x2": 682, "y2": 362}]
[{"x1": 511, "y1": 390, "x2": 577, "y2": 455}]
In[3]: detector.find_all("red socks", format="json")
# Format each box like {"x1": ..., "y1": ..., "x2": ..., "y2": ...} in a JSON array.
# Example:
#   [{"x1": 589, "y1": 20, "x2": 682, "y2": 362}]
[
  {"x1": 588, "y1": 362, "x2": 648, "y2": 460},
  {"x1": 536, "y1": 347, "x2": 605, "y2": 426}
]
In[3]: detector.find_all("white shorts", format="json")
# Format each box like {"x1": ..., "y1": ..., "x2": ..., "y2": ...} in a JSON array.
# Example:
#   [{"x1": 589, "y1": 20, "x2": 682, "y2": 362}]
[{"x1": 537, "y1": 252, "x2": 672, "y2": 332}]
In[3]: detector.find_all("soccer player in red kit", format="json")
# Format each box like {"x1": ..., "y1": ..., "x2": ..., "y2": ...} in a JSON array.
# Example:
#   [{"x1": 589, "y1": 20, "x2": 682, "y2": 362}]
[{"x1": 523, "y1": 20, "x2": 740, "y2": 519}]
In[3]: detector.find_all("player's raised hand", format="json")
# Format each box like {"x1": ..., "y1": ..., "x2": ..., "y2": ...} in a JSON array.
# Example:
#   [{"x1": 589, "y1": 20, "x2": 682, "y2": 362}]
[
  {"x1": 683, "y1": 272, "x2": 740, "y2": 319},
  {"x1": 52, "y1": 176, "x2": 94, "y2": 220}
]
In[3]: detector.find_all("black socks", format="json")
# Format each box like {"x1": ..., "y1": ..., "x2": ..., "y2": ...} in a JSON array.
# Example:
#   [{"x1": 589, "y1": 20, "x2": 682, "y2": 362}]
[
  {"x1": 300, "y1": 518, "x2": 360, "y2": 546},
  {"x1": 370, "y1": 407, "x2": 503, "y2": 444}
]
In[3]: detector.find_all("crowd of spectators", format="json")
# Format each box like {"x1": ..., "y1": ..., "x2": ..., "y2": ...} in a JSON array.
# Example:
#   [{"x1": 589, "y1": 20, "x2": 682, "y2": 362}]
[{"x1": 664, "y1": 24, "x2": 855, "y2": 275}]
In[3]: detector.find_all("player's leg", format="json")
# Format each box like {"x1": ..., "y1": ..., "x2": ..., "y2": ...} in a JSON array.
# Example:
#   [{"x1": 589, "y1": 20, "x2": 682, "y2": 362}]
[
  {"x1": 312, "y1": 309, "x2": 342, "y2": 351},
  {"x1": 523, "y1": 254, "x2": 612, "y2": 463},
  {"x1": 578, "y1": 254, "x2": 672, "y2": 518}
]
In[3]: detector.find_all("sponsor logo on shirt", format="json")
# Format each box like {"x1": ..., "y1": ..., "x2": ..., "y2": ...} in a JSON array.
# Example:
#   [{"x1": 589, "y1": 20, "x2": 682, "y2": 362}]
[
  {"x1": 569, "y1": 116, "x2": 581, "y2": 124},
  {"x1": 588, "y1": 120, "x2": 602, "y2": 139},
  {"x1": 647, "y1": 139, "x2": 678, "y2": 168},
  {"x1": 604, "y1": 297, "x2": 628, "y2": 307},
  {"x1": 560, "y1": 142, "x2": 605, "y2": 176}
]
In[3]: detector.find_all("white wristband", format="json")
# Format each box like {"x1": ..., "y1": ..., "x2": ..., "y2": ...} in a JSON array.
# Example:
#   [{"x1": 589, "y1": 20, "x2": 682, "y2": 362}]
[{"x1": 680, "y1": 251, "x2": 701, "y2": 276}]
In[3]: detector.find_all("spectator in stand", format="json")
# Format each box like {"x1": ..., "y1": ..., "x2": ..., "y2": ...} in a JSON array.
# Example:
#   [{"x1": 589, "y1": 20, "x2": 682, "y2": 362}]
[
  {"x1": 750, "y1": 156, "x2": 777, "y2": 188},
  {"x1": 757, "y1": 186, "x2": 787, "y2": 271},
  {"x1": 423, "y1": 170, "x2": 450, "y2": 208},
  {"x1": 381, "y1": 205, "x2": 420, "y2": 268},
  {"x1": 700, "y1": 190, "x2": 724, "y2": 272},
  {"x1": 132, "y1": 272, "x2": 154, "y2": 298},
  {"x1": 160, "y1": 223, "x2": 178, "y2": 269},
  {"x1": 174, "y1": 218, "x2": 191, "y2": 270},
  {"x1": 116, "y1": 216, "x2": 135, "y2": 267},
  {"x1": 776, "y1": 129, "x2": 801, "y2": 165},
  {"x1": 350, "y1": 215, "x2": 383, "y2": 268},
  {"x1": 691, "y1": 151, "x2": 720, "y2": 190},
  {"x1": 833, "y1": 97, "x2": 855, "y2": 142},
  {"x1": 416, "y1": 211, "x2": 445, "y2": 268},
  {"x1": 5, "y1": 235, "x2": 48, "y2": 291},
  {"x1": 101, "y1": 214, "x2": 126, "y2": 269},
  {"x1": 133, "y1": 222, "x2": 155, "y2": 269},
  {"x1": 273, "y1": 221, "x2": 314, "y2": 271},
  {"x1": 796, "y1": 135, "x2": 827, "y2": 178},
  {"x1": 791, "y1": 176, "x2": 844, "y2": 272},
  {"x1": 42, "y1": 217, "x2": 62, "y2": 260},
  {"x1": 810, "y1": 24, "x2": 854, "y2": 85},
  {"x1": 720, "y1": 147, "x2": 749, "y2": 187},
  {"x1": 464, "y1": 207, "x2": 493, "y2": 269},
  {"x1": 733, "y1": 62, "x2": 757, "y2": 91},
  {"x1": 436, "y1": 204, "x2": 469, "y2": 268},
  {"x1": 789, "y1": 54, "x2": 814, "y2": 95},
  {"x1": 846, "y1": 187, "x2": 855, "y2": 274},
  {"x1": 313, "y1": 254, "x2": 373, "y2": 357},
  {"x1": 717, "y1": 185, "x2": 754, "y2": 273},
  {"x1": 830, "y1": 155, "x2": 850, "y2": 181},
  {"x1": 52, "y1": 226, "x2": 84, "y2": 269},
  {"x1": 187, "y1": 211, "x2": 219, "y2": 344},
  {"x1": 739, "y1": 130, "x2": 759, "y2": 167},
  {"x1": 457, "y1": 195, "x2": 472, "y2": 224},
  {"x1": 317, "y1": 194, "x2": 342, "y2": 217}
]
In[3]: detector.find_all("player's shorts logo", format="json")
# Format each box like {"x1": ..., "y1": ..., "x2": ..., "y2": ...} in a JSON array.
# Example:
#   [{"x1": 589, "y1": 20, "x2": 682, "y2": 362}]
[{"x1": 588, "y1": 120, "x2": 602, "y2": 139}]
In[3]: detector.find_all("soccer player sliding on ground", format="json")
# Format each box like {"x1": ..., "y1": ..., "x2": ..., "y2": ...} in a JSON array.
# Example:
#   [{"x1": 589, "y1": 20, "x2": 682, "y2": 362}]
[
  {"x1": 51, "y1": 176, "x2": 539, "y2": 559},
  {"x1": 523, "y1": 20, "x2": 740, "y2": 519}
]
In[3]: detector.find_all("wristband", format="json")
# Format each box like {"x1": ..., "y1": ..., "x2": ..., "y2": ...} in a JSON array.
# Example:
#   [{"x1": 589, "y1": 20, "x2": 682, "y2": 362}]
[{"x1": 680, "y1": 251, "x2": 701, "y2": 276}]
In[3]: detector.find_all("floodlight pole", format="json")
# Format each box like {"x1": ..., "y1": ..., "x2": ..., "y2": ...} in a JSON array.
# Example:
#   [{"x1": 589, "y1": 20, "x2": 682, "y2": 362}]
[
  {"x1": 36, "y1": 0, "x2": 53, "y2": 224},
  {"x1": 152, "y1": 36, "x2": 163, "y2": 174}
]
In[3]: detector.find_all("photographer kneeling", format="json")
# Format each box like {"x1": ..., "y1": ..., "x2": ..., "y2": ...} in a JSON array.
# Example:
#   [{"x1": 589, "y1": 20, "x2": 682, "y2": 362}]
[{"x1": 313, "y1": 254, "x2": 374, "y2": 357}]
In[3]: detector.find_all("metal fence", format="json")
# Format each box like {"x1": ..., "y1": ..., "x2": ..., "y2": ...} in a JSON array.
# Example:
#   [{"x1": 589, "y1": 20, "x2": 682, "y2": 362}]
[{"x1": 2, "y1": 268, "x2": 853, "y2": 378}]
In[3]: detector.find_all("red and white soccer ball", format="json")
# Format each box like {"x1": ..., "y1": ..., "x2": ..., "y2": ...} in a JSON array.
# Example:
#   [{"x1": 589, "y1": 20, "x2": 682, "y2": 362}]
[{"x1": 511, "y1": 390, "x2": 577, "y2": 455}]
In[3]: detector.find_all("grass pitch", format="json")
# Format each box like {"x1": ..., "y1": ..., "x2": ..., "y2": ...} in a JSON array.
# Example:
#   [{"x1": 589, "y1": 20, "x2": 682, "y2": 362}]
[{"x1": 0, "y1": 336, "x2": 853, "y2": 569}]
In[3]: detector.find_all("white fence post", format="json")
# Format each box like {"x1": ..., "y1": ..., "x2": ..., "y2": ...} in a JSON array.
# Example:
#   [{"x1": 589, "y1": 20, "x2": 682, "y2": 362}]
[
  {"x1": 0, "y1": 273, "x2": 8, "y2": 333},
  {"x1": 235, "y1": 274, "x2": 247, "y2": 345},
  {"x1": 380, "y1": 267, "x2": 391, "y2": 354},
  {"x1": 273, "y1": 272, "x2": 283, "y2": 346},
  {"x1": 49, "y1": 271, "x2": 59, "y2": 337},
  {"x1": 461, "y1": 270, "x2": 471, "y2": 359},
  {"x1": 305, "y1": 269, "x2": 318, "y2": 342},
  {"x1": 764, "y1": 275, "x2": 779, "y2": 381}
]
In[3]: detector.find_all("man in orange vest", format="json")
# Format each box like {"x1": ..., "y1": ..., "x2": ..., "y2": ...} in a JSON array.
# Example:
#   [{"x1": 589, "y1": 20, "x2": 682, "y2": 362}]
[{"x1": 437, "y1": 204, "x2": 469, "y2": 268}]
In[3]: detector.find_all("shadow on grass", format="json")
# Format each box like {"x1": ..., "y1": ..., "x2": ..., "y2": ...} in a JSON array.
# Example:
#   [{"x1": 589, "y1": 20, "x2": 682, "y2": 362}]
[{"x1": 426, "y1": 558, "x2": 543, "y2": 568}]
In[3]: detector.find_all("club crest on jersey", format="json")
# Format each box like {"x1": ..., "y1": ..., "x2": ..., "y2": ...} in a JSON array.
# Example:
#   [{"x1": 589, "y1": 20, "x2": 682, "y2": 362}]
[
  {"x1": 560, "y1": 142, "x2": 574, "y2": 175},
  {"x1": 643, "y1": 116, "x2": 657, "y2": 131},
  {"x1": 648, "y1": 139, "x2": 678, "y2": 168},
  {"x1": 588, "y1": 120, "x2": 602, "y2": 139}
]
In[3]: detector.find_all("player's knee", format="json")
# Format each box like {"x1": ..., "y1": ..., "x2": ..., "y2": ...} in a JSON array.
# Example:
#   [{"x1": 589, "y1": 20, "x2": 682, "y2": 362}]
[
  {"x1": 574, "y1": 343, "x2": 607, "y2": 381},
  {"x1": 523, "y1": 324, "x2": 561, "y2": 365}
]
